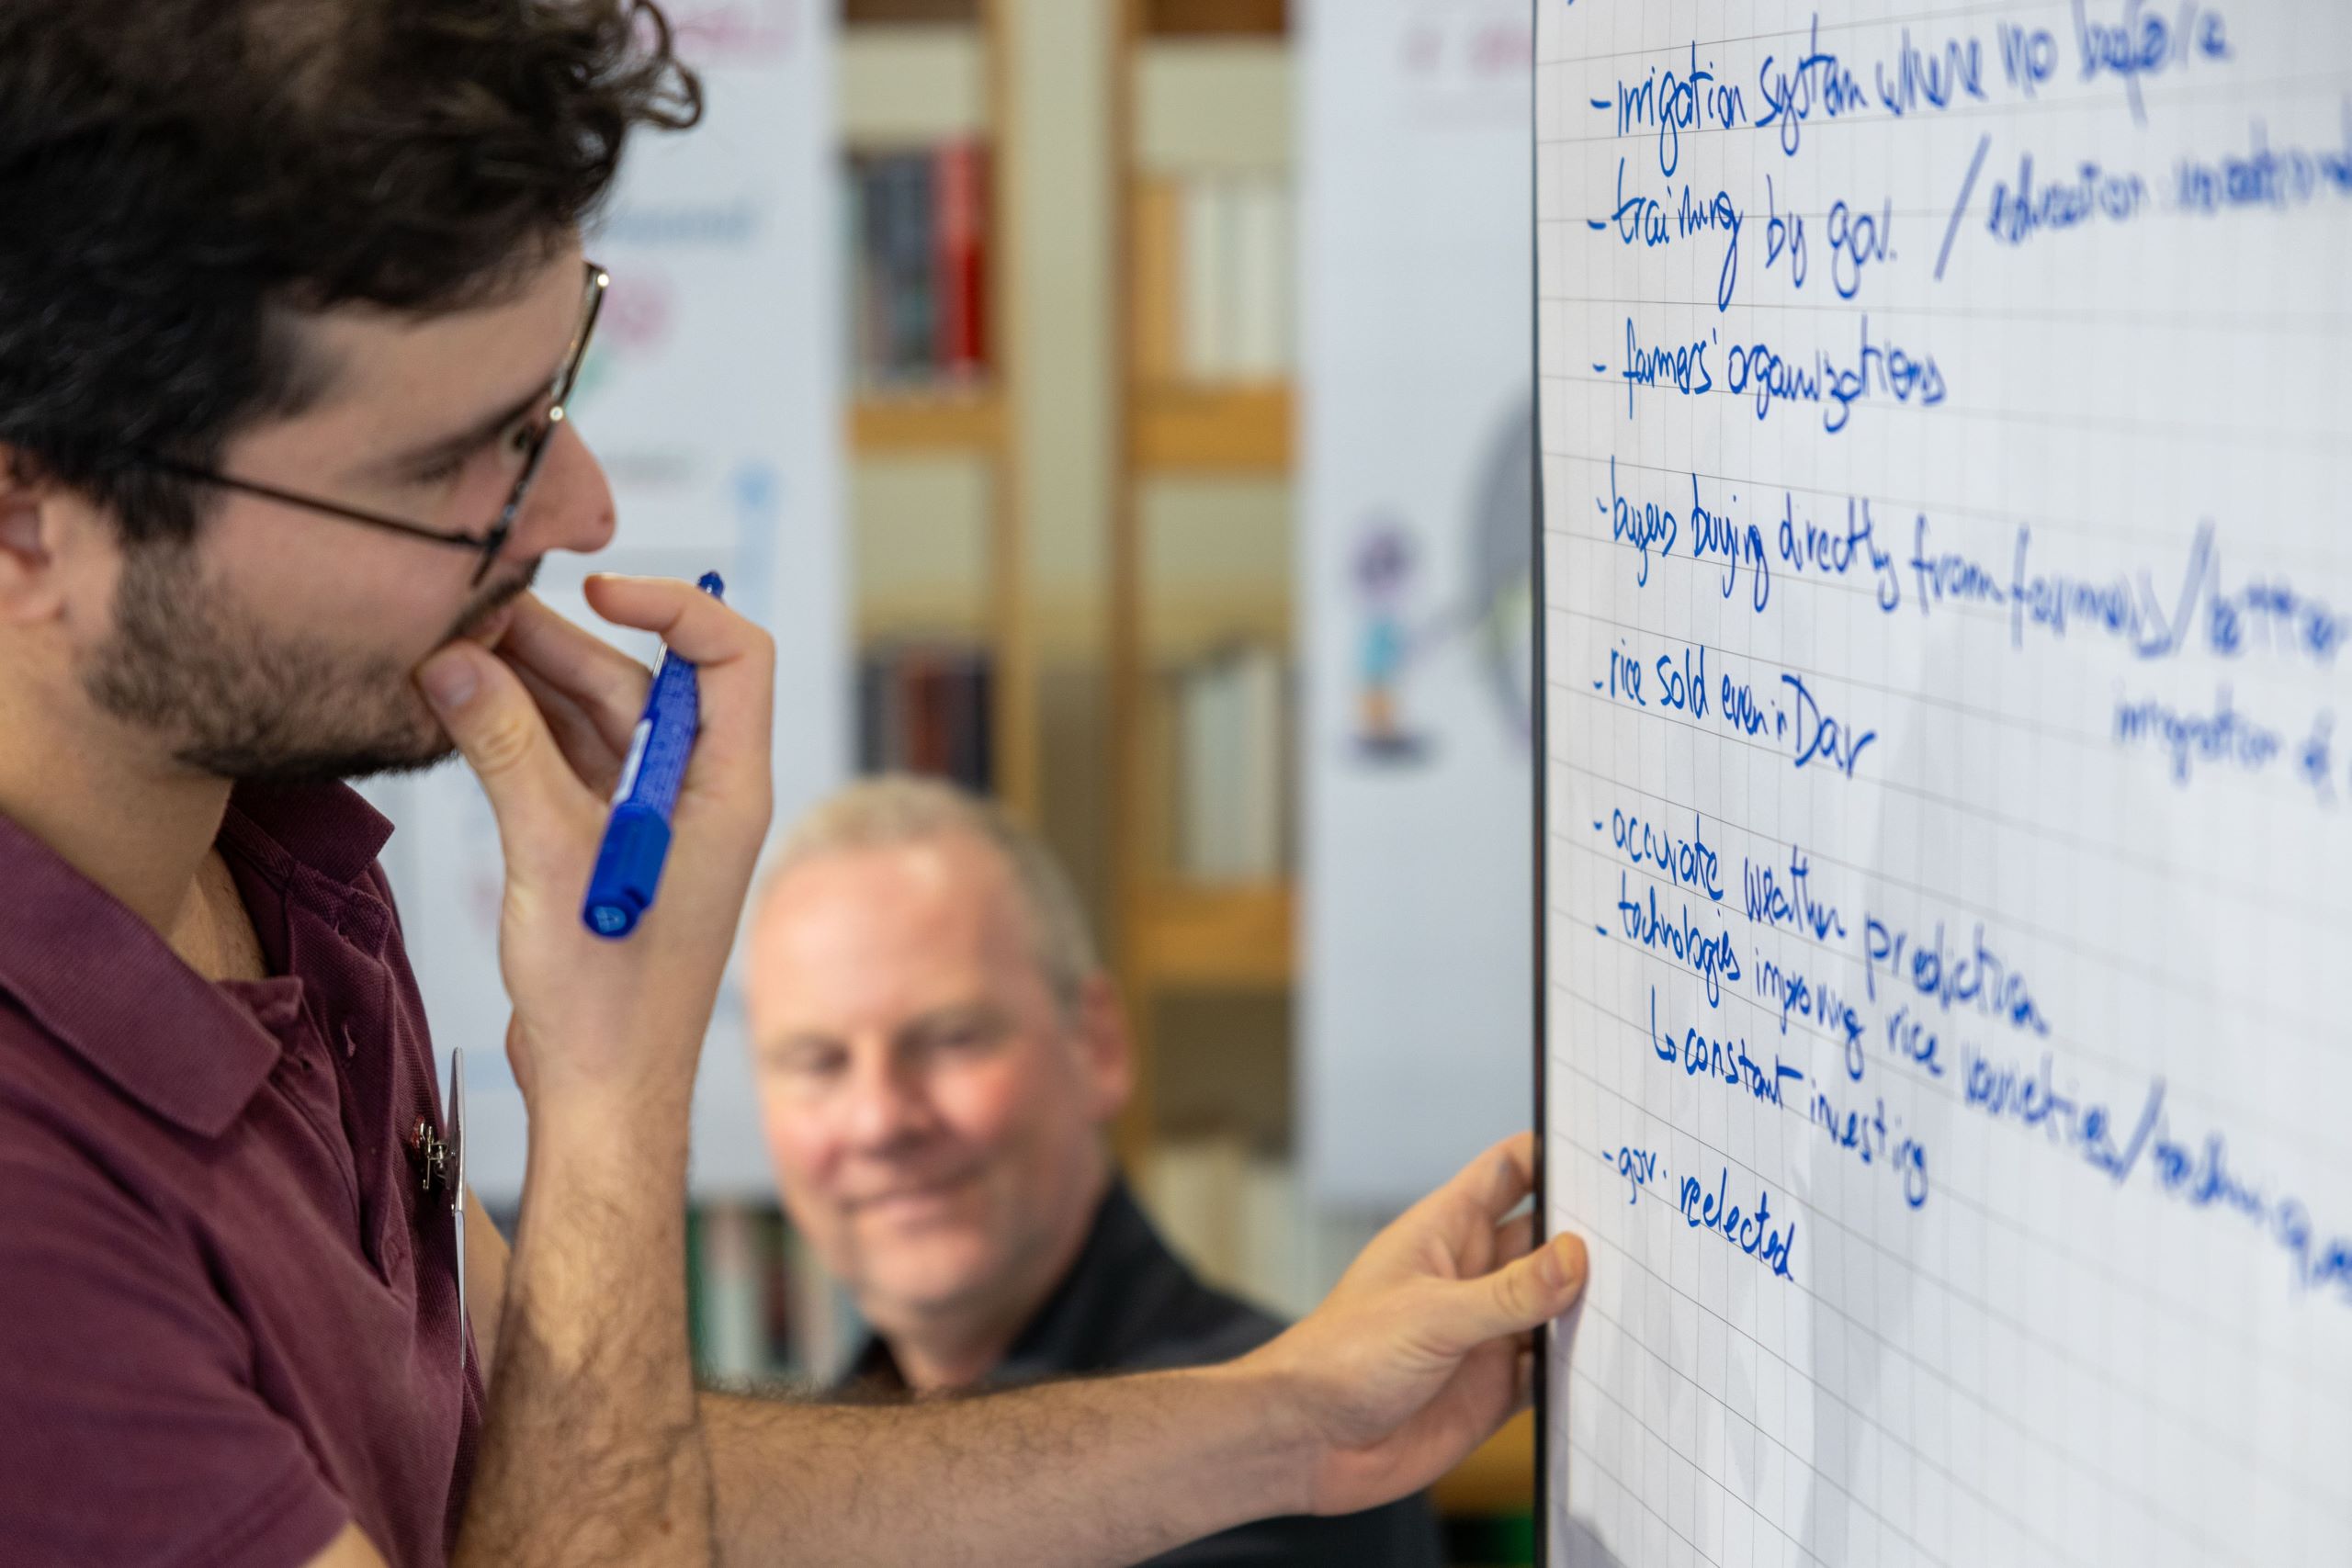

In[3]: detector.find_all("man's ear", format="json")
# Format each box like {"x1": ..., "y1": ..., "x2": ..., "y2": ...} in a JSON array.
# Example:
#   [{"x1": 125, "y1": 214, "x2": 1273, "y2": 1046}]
[
  {"x1": 1074, "y1": 973, "x2": 1136, "y2": 1124},
  {"x1": 0, "y1": 449, "x2": 74, "y2": 626}
]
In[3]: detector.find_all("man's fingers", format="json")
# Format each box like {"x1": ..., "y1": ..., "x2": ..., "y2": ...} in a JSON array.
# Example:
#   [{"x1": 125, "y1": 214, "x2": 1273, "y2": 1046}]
[
  {"x1": 1459, "y1": 1213, "x2": 1536, "y2": 1281},
  {"x1": 508, "y1": 658, "x2": 626, "y2": 796},
  {"x1": 1475, "y1": 1133, "x2": 1538, "y2": 1220},
  {"x1": 1430, "y1": 1232, "x2": 1588, "y2": 1356},
  {"x1": 582, "y1": 574, "x2": 775, "y2": 785},
  {"x1": 417, "y1": 642, "x2": 589, "y2": 863},
  {"x1": 1494, "y1": 1213, "x2": 1537, "y2": 1267},
  {"x1": 582, "y1": 573, "x2": 761, "y2": 665},
  {"x1": 497, "y1": 592, "x2": 650, "y2": 756},
  {"x1": 1415, "y1": 1133, "x2": 1538, "y2": 1235}
]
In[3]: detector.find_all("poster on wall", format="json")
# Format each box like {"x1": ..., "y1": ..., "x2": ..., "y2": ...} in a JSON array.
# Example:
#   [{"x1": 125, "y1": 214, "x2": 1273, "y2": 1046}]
[
  {"x1": 363, "y1": 0, "x2": 845, "y2": 1203},
  {"x1": 1298, "y1": 0, "x2": 1535, "y2": 1209}
]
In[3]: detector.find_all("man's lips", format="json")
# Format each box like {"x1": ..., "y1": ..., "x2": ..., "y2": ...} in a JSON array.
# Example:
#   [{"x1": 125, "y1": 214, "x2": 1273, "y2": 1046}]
[
  {"x1": 459, "y1": 598, "x2": 521, "y2": 649},
  {"x1": 844, "y1": 1168, "x2": 983, "y2": 1214},
  {"x1": 453, "y1": 566, "x2": 540, "y2": 649}
]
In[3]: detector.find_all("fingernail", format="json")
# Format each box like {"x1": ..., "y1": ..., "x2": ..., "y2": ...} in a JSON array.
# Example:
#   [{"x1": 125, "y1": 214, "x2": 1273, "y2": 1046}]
[
  {"x1": 418, "y1": 651, "x2": 479, "y2": 712},
  {"x1": 1537, "y1": 1238, "x2": 1567, "y2": 1291}
]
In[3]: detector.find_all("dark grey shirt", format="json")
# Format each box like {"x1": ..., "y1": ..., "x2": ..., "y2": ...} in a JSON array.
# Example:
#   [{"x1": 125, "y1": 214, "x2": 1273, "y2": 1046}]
[{"x1": 841, "y1": 1180, "x2": 1445, "y2": 1568}]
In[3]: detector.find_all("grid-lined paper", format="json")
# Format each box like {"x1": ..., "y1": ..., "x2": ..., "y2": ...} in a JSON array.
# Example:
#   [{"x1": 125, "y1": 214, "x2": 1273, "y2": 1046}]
[{"x1": 1536, "y1": 5, "x2": 2352, "y2": 1565}]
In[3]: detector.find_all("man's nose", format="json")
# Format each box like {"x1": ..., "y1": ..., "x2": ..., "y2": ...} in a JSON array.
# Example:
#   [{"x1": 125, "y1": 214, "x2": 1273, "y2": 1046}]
[
  {"x1": 505, "y1": 421, "x2": 617, "y2": 563},
  {"x1": 841, "y1": 1052, "x2": 933, "y2": 1151}
]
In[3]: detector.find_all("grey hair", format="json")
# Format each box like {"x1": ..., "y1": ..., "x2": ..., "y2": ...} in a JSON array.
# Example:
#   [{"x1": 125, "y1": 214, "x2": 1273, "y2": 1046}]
[{"x1": 763, "y1": 774, "x2": 1101, "y2": 1010}]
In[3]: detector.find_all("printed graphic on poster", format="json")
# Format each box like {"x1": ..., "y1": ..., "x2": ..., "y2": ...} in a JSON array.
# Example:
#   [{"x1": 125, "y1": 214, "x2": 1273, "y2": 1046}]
[{"x1": 1299, "y1": 0, "x2": 1536, "y2": 1208}]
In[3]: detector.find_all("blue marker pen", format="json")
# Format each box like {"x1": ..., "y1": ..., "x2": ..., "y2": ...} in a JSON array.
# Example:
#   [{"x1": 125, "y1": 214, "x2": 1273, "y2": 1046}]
[{"x1": 582, "y1": 571, "x2": 725, "y2": 938}]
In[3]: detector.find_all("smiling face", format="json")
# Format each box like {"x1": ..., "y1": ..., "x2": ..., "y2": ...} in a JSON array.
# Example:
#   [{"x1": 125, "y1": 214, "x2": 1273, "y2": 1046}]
[
  {"x1": 18, "y1": 245, "x2": 616, "y2": 784},
  {"x1": 746, "y1": 831, "x2": 1133, "y2": 1351}
]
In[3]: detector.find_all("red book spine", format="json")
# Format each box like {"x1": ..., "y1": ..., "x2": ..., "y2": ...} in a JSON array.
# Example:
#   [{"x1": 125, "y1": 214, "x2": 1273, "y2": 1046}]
[
  {"x1": 965, "y1": 145, "x2": 988, "y2": 371},
  {"x1": 933, "y1": 141, "x2": 987, "y2": 378},
  {"x1": 905, "y1": 654, "x2": 952, "y2": 776}
]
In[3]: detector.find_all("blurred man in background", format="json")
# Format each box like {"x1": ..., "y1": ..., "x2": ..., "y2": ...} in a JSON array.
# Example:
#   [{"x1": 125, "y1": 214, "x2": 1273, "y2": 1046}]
[{"x1": 746, "y1": 775, "x2": 1445, "y2": 1568}]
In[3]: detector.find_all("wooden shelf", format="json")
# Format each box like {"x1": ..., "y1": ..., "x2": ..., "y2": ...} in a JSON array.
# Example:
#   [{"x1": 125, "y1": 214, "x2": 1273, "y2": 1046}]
[
  {"x1": 1132, "y1": 881, "x2": 1293, "y2": 988},
  {"x1": 849, "y1": 391, "x2": 1003, "y2": 454},
  {"x1": 1133, "y1": 383, "x2": 1292, "y2": 472},
  {"x1": 1141, "y1": 0, "x2": 1287, "y2": 37},
  {"x1": 1431, "y1": 1410, "x2": 1535, "y2": 1516},
  {"x1": 842, "y1": 0, "x2": 980, "y2": 25}
]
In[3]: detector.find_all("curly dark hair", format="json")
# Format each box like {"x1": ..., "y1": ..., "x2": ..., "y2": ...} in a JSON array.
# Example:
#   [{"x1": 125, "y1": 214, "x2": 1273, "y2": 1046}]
[{"x1": 0, "y1": 0, "x2": 700, "y2": 543}]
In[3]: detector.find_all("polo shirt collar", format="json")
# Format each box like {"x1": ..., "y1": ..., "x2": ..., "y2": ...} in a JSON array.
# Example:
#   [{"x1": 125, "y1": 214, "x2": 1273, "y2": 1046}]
[
  {"x1": 223, "y1": 778, "x2": 396, "y2": 887},
  {"x1": 0, "y1": 780, "x2": 393, "y2": 1138},
  {"x1": 842, "y1": 1178, "x2": 1182, "y2": 1391}
]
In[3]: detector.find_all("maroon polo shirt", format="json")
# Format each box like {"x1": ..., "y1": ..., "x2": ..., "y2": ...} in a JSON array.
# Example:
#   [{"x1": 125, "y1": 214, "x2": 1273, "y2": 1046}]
[{"x1": 0, "y1": 780, "x2": 479, "y2": 1566}]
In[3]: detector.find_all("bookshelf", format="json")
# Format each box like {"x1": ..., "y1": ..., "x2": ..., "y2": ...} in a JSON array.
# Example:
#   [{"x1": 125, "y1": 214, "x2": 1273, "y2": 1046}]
[
  {"x1": 1108, "y1": 0, "x2": 1297, "y2": 1147},
  {"x1": 1133, "y1": 384, "x2": 1292, "y2": 470},
  {"x1": 849, "y1": 389, "x2": 1003, "y2": 452},
  {"x1": 1130, "y1": 881, "x2": 1293, "y2": 988},
  {"x1": 841, "y1": 0, "x2": 1037, "y2": 818}
]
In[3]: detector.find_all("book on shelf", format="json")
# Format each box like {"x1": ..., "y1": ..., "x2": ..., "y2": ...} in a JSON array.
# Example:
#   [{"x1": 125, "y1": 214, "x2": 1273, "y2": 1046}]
[
  {"x1": 1171, "y1": 643, "x2": 1289, "y2": 883},
  {"x1": 1135, "y1": 171, "x2": 1293, "y2": 386},
  {"x1": 1138, "y1": 1137, "x2": 1328, "y2": 1324},
  {"x1": 858, "y1": 642, "x2": 994, "y2": 794},
  {"x1": 1132, "y1": 176, "x2": 1183, "y2": 382},
  {"x1": 1141, "y1": 1130, "x2": 1250, "y2": 1294},
  {"x1": 933, "y1": 140, "x2": 988, "y2": 378},
  {"x1": 693, "y1": 1202, "x2": 773, "y2": 1384},
  {"x1": 686, "y1": 1202, "x2": 864, "y2": 1388},
  {"x1": 844, "y1": 140, "x2": 989, "y2": 389}
]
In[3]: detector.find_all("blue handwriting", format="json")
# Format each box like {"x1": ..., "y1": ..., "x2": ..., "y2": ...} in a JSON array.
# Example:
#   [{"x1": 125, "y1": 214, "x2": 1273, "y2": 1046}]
[
  {"x1": 1593, "y1": 158, "x2": 1744, "y2": 311},
  {"x1": 1743, "y1": 843, "x2": 1849, "y2": 943},
  {"x1": 2113, "y1": 684, "x2": 2285, "y2": 785},
  {"x1": 1724, "y1": 315, "x2": 1947, "y2": 433},
  {"x1": 1650, "y1": 986, "x2": 1806, "y2": 1108},
  {"x1": 1762, "y1": 177, "x2": 1897, "y2": 299},
  {"x1": 1679, "y1": 1166, "x2": 1800, "y2": 1280},
  {"x1": 1600, "y1": 1143, "x2": 1662, "y2": 1206},
  {"x1": 1864, "y1": 917, "x2": 2052, "y2": 1037},
  {"x1": 1808, "y1": 1085, "x2": 1932, "y2": 1207},
  {"x1": 2176, "y1": 109, "x2": 2352, "y2": 215},
  {"x1": 1616, "y1": 872, "x2": 1744, "y2": 1007},
  {"x1": 1603, "y1": 807, "x2": 1725, "y2": 902},
  {"x1": 1752, "y1": 953, "x2": 1869, "y2": 1055},
  {"x1": 1786, "y1": 673, "x2": 1878, "y2": 776},
  {"x1": 1987, "y1": 151, "x2": 2150, "y2": 246},
  {"x1": 1619, "y1": 318, "x2": 1715, "y2": 417},
  {"x1": 1609, "y1": 41, "x2": 1749, "y2": 176},
  {"x1": 2073, "y1": 0, "x2": 2232, "y2": 125}
]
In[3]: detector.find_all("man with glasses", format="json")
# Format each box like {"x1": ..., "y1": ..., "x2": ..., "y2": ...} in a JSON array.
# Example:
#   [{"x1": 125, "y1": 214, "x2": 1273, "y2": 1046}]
[
  {"x1": 135, "y1": 262, "x2": 608, "y2": 592},
  {"x1": 0, "y1": 5, "x2": 1586, "y2": 1567}
]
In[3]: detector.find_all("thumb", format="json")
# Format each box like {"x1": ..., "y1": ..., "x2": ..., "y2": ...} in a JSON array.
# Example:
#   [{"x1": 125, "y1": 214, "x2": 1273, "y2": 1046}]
[
  {"x1": 418, "y1": 643, "x2": 581, "y2": 854},
  {"x1": 1432, "y1": 1234, "x2": 1589, "y2": 1357}
]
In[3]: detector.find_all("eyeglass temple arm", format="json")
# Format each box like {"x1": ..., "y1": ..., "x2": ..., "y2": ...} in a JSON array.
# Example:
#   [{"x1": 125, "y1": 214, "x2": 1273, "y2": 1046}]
[{"x1": 132, "y1": 455, "x2": 499, "y2": 551}]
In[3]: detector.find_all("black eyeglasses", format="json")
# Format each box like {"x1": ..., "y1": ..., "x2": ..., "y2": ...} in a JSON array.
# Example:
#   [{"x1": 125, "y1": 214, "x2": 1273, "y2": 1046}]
[{"x1": 132, "y1": 260, "x2": 608, "y2": 586}]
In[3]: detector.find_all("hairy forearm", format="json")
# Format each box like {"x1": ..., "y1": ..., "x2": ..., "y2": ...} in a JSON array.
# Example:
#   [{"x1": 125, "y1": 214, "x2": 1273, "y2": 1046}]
[
  {"x1": 702, "y1": 1363, "x2": 1307, "y2": 1568},
  {"x1": 457, "y1": 1104, "x2": 714, "y2": 1566}
]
